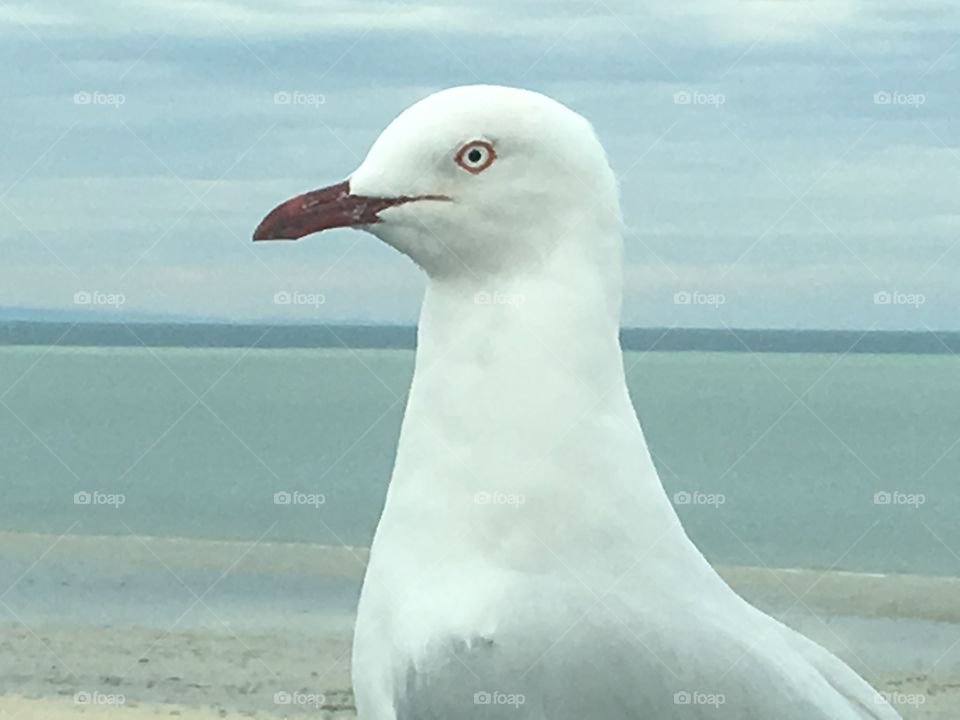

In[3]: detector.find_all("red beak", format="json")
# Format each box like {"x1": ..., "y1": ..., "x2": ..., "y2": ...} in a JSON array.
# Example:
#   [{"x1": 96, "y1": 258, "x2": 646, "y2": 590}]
[{"x1": 252, "y1": 179, "x2": 449, "y2": 241}]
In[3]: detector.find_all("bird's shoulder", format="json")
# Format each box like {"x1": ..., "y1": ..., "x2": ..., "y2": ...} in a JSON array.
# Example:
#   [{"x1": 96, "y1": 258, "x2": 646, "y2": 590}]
[{"x1": 362, "y1": 583, "x2": 898, "y2": 719}]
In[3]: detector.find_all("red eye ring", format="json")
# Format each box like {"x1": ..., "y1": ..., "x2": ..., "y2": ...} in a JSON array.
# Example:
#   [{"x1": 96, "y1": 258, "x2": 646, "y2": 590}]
[{"x1": 454, "y1": 140, "x2": 496, "y2": 174}]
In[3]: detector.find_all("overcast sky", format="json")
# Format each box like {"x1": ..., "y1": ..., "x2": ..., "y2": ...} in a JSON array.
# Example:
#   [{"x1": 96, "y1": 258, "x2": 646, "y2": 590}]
[{"x1": 1, "y1": 0, "x2": 958, "y2": 329}]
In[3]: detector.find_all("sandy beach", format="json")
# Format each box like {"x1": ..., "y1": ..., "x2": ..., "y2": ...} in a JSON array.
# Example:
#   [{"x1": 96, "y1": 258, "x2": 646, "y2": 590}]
[
  {"x1": 1, "y1": 532, "x2": 959, "y2": 718},
  {"x1": 0, "y1": 620, "x2": 958, "y2": 719},
  {"x1": 1, "y1": 618, "x2": 958, "y2": 720}
]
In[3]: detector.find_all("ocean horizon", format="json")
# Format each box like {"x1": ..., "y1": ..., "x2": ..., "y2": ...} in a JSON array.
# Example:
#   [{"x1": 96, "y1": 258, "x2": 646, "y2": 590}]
[{"x1": 3, "y1": 319, "x2": 960, "y2": 353}]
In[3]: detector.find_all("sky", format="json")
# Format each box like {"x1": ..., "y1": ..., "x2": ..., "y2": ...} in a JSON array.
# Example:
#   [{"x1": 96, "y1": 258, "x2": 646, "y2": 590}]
[{"x1": 1, "y1": 0, "x2": 958, "y2": 329}]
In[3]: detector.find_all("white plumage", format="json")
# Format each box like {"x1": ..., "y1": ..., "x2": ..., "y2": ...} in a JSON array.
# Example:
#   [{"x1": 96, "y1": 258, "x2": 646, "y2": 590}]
[{"x1": 258, "y1": 84, "x2": 902, "y2": 720}]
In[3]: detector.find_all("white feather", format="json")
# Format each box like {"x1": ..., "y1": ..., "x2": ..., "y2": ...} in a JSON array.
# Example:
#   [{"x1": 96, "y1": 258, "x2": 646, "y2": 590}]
[{"x1": 343, "y1": 84, "x2": 901, "y2": 720}]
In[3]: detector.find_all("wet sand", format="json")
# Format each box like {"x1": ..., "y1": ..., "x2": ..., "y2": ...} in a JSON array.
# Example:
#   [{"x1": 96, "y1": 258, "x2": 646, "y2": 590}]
[{"x1": 1, "y1": 532, "x2": 959, "y2": 718}]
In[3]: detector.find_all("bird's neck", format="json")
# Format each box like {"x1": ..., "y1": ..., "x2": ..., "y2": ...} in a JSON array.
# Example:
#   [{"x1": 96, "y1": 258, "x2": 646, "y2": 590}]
[
  {"x1": 416, "y1": 243, "x2": 625, "y2": 393},
  {"x1": 374, "y1": 244, "x2": 687, "y2": 569}
]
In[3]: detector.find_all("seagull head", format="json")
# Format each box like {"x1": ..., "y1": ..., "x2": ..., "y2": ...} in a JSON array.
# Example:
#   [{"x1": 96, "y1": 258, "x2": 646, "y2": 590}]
[{"x1": 253, "y1": 85, "x2": 621, "y2": 278}]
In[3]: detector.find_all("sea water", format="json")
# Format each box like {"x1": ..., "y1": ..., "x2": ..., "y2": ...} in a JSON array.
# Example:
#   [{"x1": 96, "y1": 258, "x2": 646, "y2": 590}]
[{"x1": 0, "y1": 346, "x2": 957, "y2": 577}]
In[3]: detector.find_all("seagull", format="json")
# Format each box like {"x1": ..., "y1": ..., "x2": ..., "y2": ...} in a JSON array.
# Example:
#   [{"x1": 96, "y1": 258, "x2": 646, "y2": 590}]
[{"x1": 253, "y1": 85, "x2": 901, "y2": 720}]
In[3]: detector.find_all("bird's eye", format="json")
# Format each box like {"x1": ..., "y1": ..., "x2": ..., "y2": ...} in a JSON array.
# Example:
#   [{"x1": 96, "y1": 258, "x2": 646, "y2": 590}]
[{"x1": 455, "y1": 140, "x2": 495, "y2": 174}]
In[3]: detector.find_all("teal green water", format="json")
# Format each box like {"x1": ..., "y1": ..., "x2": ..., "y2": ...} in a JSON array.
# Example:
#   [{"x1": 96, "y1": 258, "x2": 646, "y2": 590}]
[{"x1": 0, "y1": 347, "x2": 957, "y2": 576}]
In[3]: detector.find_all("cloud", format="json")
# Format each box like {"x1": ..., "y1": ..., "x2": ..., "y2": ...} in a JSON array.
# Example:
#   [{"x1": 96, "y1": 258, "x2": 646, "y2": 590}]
[{"x1": 1, "y1": 0, "x2": 958, "y2": 329}]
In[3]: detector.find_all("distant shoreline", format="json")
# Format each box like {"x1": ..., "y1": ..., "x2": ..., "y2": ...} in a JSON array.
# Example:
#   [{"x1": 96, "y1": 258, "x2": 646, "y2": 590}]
[
  {"x1": 2, "y1": 321, "x2": 959, "y2": 353},
  {"x1": 3, "y1": 530, "x2": 960, "y2": 622}
]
